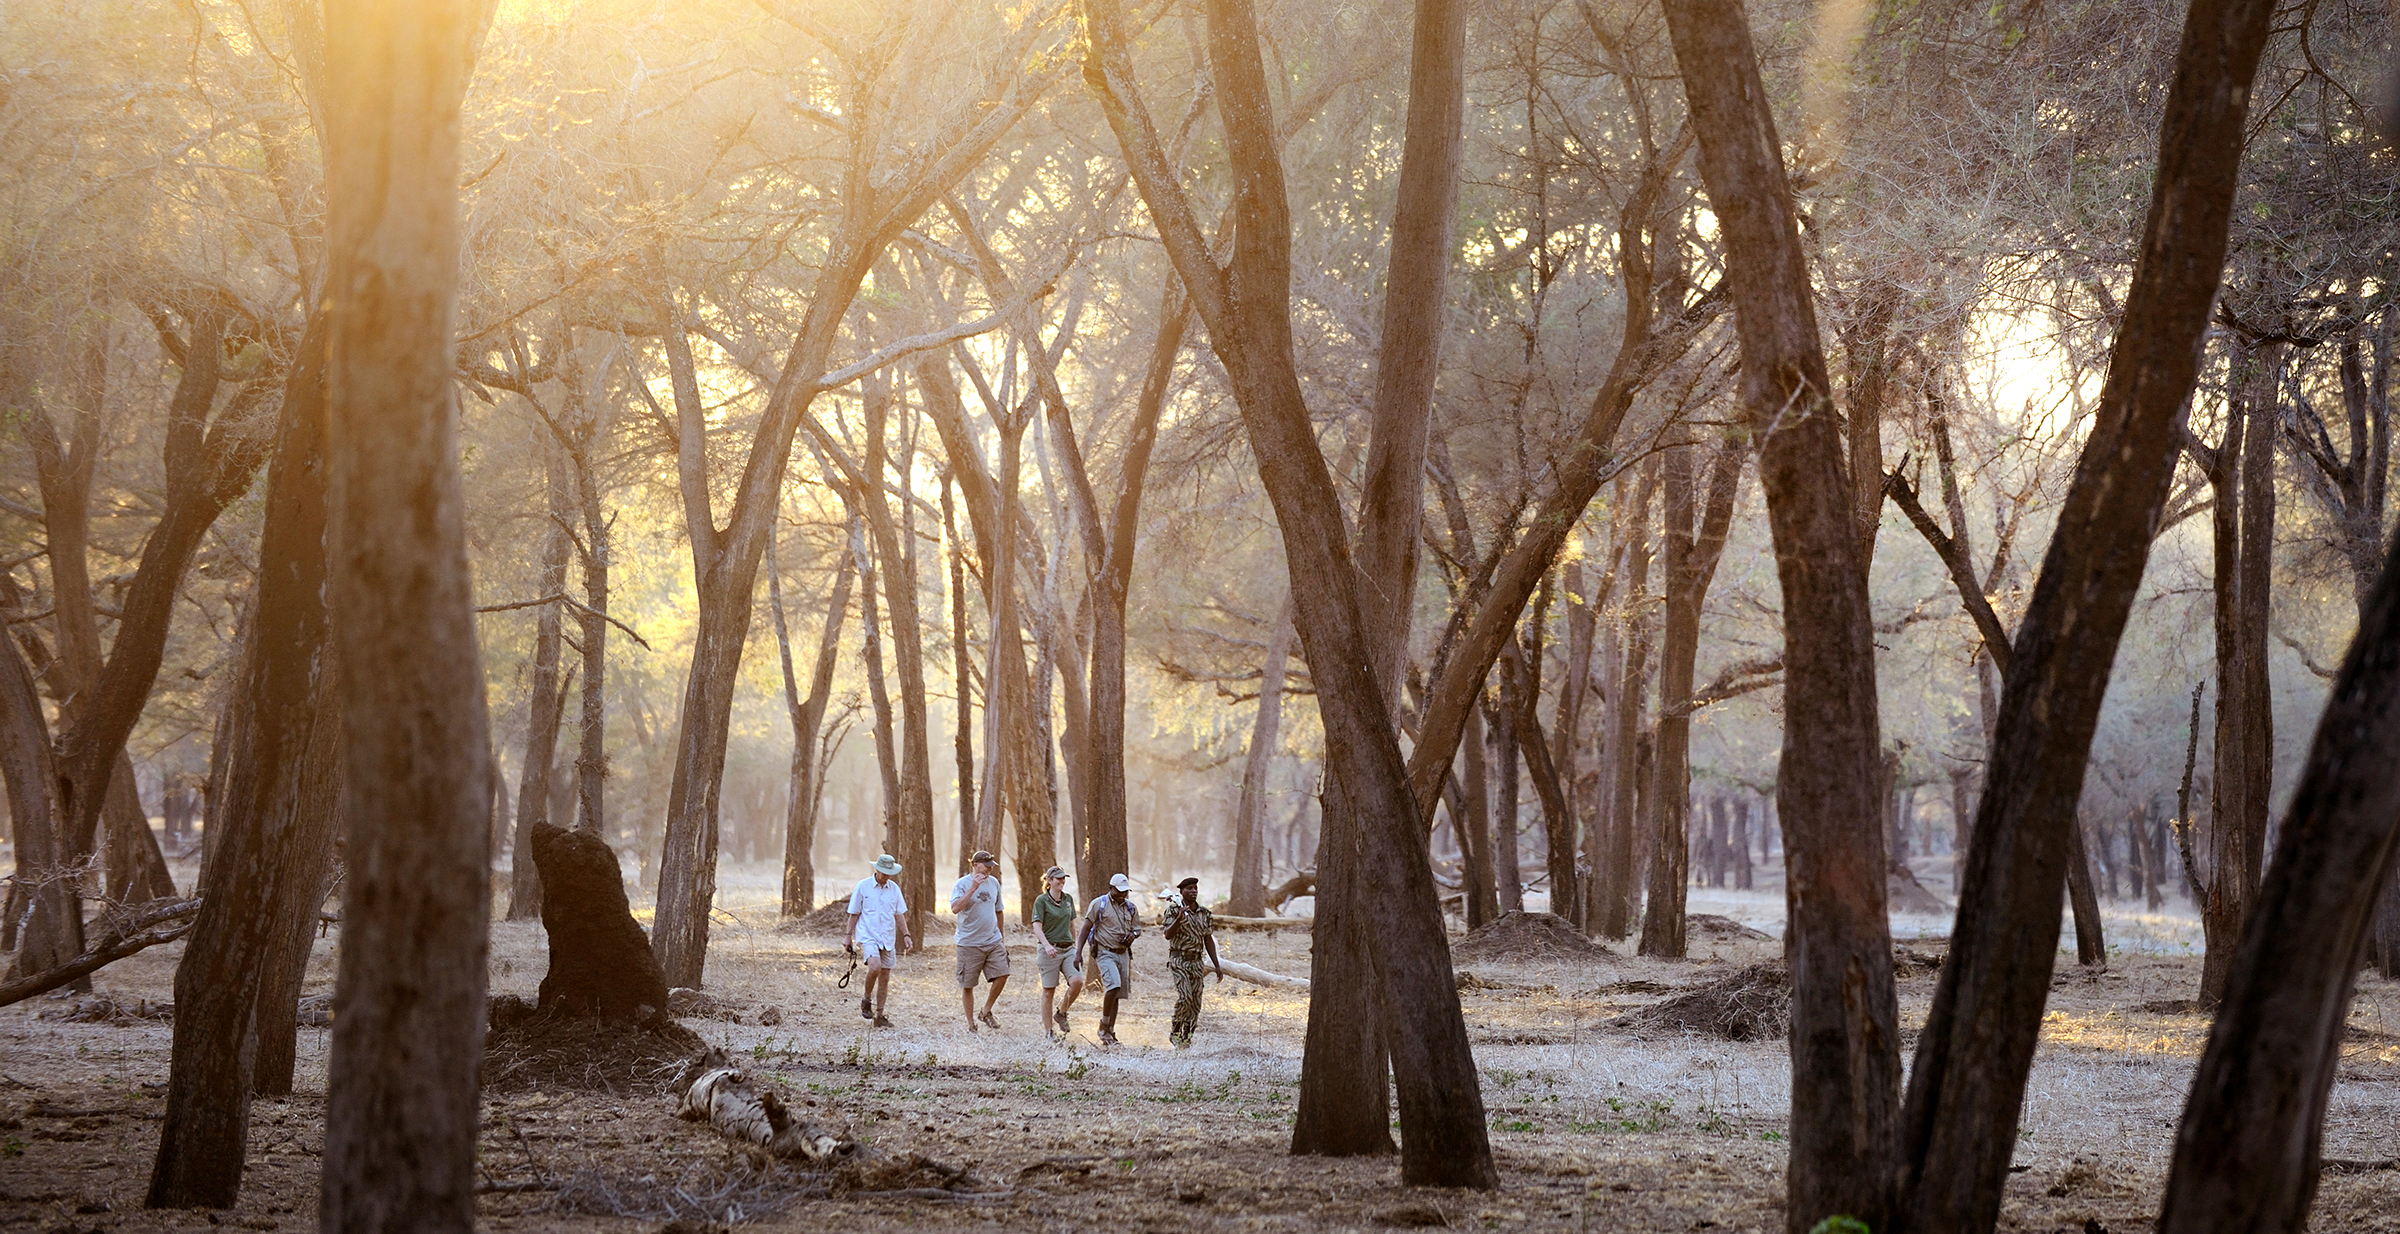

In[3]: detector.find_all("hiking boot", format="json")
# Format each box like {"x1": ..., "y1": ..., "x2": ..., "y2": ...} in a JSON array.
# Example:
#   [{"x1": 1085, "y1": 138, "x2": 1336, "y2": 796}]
[
  {"x1": 1172, "y1": 1032, "x2": 1191, "y2": 1049},
  {"x1": 1054, "y1": 1008, "x2": 1070, "y2": 1034},
  {"x1": 873, "y1": 1014, "x2": 892, "y2": 1028},
  {"x1": 979, "y1": 1009, "x2": 1000, "y2": 1031},
  {"x1": 1098, "y1": 1025, "x2": 1120, "y2": 1047},
  {"x1": 860, "y1": 996, "x2": 874, "y2": 1020}
]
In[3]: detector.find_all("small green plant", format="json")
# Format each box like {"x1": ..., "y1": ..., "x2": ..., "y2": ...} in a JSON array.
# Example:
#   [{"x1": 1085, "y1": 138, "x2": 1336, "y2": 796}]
[
  {"x1": 1063, "y1": 1048, "x2": 1090, "y2": 1082},
  {"x1": 751, "y1": 1036, "x2": 775, "y2": 1062},
  {"x1": 1, "y1": 1136, "x2": 23, "y2": 1159},
  {"x1": 1492, "y1": 1117, "x2": 1540, "y2": 1133},
  {"x1": 1760, "y1": 1129, "x2": 1787, "y2": 1142},
  {"x1": 1809, "y1": 1218, "x2": 1872, "y2": 1234},
  {"x1": 922, "y1": 1050, "x2": 939, "y2": 1068}
]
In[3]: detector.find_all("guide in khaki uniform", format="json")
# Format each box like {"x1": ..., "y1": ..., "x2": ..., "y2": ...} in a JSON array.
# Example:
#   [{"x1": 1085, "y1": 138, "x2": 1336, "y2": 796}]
[
  {"x1": 1161, "y1": 876, "x2": 1223, "y2": 1048},
  {"x1": 1077, "y1": 873, "x2": 1143, "y2": 1046}
]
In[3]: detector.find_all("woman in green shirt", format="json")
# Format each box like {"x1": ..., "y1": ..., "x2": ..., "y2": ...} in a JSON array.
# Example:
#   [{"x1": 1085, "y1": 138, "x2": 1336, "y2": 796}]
[{"x1": 1032, "y1": 866, "x2": 1084, "y2": 1038}]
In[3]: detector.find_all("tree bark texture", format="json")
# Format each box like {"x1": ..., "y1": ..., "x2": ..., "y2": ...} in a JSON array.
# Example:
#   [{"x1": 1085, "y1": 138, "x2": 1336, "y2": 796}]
[
  {"x1": 2156, "y1": 528, "x2": 2400, "y2": 1234},
  {"x1": 1086, "y1": 0, "x2": 1494, "y2": 1185},
  {"x1": 1660, "y1": 4, "x2": 1896, "y2": 1227},
  {"x1": 315, "y1": 3, "x2": 491, "y2": 1228},
  {"x1": 1487, "y1": 682, "x2": 1523, "y2": 914},
  {"x1": 1458, "y1": 703, "x2": 1497, "y2": 927},
  {"x1": 1891, "y1": 0, "x2": 2278, "y2": 1227},
  {"x1": 2198, "y1": 336, "x2": 2282, "y2": 1003}
]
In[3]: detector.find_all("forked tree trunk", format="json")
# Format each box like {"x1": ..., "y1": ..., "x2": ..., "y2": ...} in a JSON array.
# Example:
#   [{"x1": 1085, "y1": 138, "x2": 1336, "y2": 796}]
[
  {"x1": 315, "y1": 3, "x2": 491, "y2": 1228},
  {"x1": 1661, "y1": 5, "x2": 1896, "y2": 1228},
  {"x1": 1230, "y1": 595, "x2": 1295, "y2": 917},
  {"x1": 1641, "y1": 441, "x2": 1743, "y2": 958},
  {"x1": 1088, "y1": 0, "x2": 1491, "y2": 1186},
  {"x1": 1891, "y1": 0, "x2": 2278, "y2": 1226},
  {"x1": 2157, "y1": 531, "x2": 2400, "y2": 1234},
  {"x1": 0, "y1": 586, "x2": 71, "y2": 979},
  {"x1": 771, "y1": 528, "x2": 854, "y2": 917},
  {"x1": 1552, "y1": 564, "x2": 1597, "y2": 929}
]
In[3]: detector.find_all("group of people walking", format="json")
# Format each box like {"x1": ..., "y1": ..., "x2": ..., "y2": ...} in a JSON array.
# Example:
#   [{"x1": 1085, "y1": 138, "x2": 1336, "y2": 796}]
[{"x1": 843, "y1": 851, "x2": 1226, "y2": 1048}]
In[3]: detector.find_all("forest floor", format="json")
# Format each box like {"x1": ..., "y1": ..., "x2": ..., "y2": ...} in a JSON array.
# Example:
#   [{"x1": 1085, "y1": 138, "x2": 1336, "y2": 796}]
[{"x1": 5, "y1": 859, "x2": 2400, "y2": 1233}]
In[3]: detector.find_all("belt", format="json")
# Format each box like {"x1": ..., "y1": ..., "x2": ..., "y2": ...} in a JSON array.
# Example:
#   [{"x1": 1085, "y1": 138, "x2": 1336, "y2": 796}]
[{"x1": 1102, "y1": 945, "x2": 1131, "y2": 955}]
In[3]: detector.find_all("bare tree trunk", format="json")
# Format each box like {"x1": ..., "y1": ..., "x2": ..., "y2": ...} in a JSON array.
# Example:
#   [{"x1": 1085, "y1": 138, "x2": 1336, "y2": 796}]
[
  {"x1": 0, "y1": 581, "x2": 71, "y2": 979},
  {"x1": 772, "y1": 526, "x2": 854, "y2": 917},
  {"x1": 1662, "y1": 5, "x2": 1896, "y2": 1227},
  {"x1": 1601, "y1": 471, "x2": 1657, "y2": 941},
  {"x1": 1733, "y1": 797, "x2": 1754, "y2": 890},
  {"x1": 2157, "y1": 533, "x2": 2400, "y2": 1234},
  {"x1": 1453, "y1": 704, "x2": 1495, "y2": 927},
  {"x1": 945, "y1": 479, "x2": 976, "y2": 881},
  {"x1": 1552, "y1": 564, "x2": 1596, "y2": 928},
  {"x1": 855, "y1": 379, "x2": 936, "y2": 945},
  {"x1": 1488, "y1": 682, "x2": 1523, "y2": 914},
  {"x1": 315, "y1": 3, "x2": 490, "y2": 1227},
  {"x1": 850, "y1": 506, "x2": 900, "y2": 852},
  {"x1": 1230, "y1": 594, "x2": 1295, "y2": 917},
  {"x1": 507, "y1": 446, "x2": 571, "y2": 920},
  {"x1": 1891, "y1": 0, "x2": 2278, "y2": 1224},
  {"x1": 248, "y1": 669, "x2": 344, "y2": 1100},
  {"x1": 2065, "y1": 817, "x2": 2106, "y2": 968}
]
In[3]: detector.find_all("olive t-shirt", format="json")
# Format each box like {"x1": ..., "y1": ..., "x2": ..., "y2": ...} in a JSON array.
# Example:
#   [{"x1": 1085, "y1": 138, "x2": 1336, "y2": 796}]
[{"x1": 1033, "y1": 891, "x2": 1078, "y2": 948}]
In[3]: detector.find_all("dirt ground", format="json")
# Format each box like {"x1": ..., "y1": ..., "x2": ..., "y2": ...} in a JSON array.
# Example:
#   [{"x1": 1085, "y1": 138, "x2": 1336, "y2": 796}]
[{"x1": 5, "y1": 859, "x2": 2399, "y2": 1233}]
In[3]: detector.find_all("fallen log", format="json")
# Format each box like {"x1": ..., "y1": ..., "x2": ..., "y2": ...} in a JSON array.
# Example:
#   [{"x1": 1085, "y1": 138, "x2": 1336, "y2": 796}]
[
  {"x1": 1216, "y1": 957, "x2": 1308, "y2": 991},
  {"x1": 1209, "y1": 914, "x2": 1313, "y2": 932},
  {"x1": 674, "y1": 1051, "x2": 856, "y2": 1162},
  {"x1": 0, "y1": 897, "x2": 201, "y2": 1010}
]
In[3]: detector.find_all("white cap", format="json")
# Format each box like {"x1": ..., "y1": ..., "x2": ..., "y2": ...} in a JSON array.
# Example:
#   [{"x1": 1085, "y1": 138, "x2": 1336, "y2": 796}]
[{"x1": 1109, "y1": 873, "x2": 1130, "y2": 891}]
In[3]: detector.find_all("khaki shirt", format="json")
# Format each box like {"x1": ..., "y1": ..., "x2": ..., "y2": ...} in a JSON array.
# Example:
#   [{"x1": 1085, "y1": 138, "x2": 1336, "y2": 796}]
[
  {"x1": 1163, "y1": 900, "x2": 1213, "y2": 956},
  {"x1": 1086, "y1": 894, "x2": 1143, "y2": 951}
]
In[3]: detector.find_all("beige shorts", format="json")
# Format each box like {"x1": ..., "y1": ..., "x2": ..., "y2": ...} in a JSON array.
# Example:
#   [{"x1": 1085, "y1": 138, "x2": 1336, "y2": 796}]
[
  {"x1": 1038, "y1": 944, "x2": 1083, "y2": 989},
  {"x1": 860, "y1": 943, "x2": 896, "y2": 971},
  {"x1": 955, "y1": 941, "x2": 1011, "y2": 988}
]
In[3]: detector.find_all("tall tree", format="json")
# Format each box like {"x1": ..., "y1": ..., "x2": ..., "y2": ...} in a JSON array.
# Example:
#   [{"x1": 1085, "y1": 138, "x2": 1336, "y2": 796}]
[
  {"x1": 1659, "y1": 3, "x2": 1897, "y2": 1228},
  {"x1": 315, "y1": 0, "x2": 492, "y2": 1229}
]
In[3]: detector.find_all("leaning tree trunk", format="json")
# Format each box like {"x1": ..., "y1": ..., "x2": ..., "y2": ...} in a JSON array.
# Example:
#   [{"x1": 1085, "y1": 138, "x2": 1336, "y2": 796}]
[
  {"x1": 0, "y1": 587, "x2": 72, "y2": 979},
  {"x1": 2156, "y1": 526, "x2": 2400, "y2": 1234},
  {"x1": 2065, "y1": 818, "x2": 2107, "y2": 968},
  {"x1": 1661, "y1": 5, "x2": 1896, "y2": 1229},
  {"x1": 1229, "y1": 594, "x2": 1295, "y2": 917},
  {"x1": 315, "y1": 2, "x2": 491, "y2": 1230},
  {"x1": 147, "y1": 325, "x2": 344, "y2": 1218},
  {"x1": 1458, "y1": 703, "x2": 1497, "y2": 926},
  {"x1": 1890, "y1": 0, "x2": 2278, "y2": 1227}
]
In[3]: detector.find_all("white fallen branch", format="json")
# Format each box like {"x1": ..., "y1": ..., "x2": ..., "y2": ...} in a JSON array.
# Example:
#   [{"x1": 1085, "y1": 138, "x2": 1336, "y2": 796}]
[{"x1": 1216, "y1": 958, "x2": 1308, "y2": 991}]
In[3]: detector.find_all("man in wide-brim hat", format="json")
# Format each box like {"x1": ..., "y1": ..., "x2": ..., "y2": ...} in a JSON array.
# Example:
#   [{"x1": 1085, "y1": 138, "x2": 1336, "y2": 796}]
[{"x1": 845, "y1": 854, "x2": 911, "y2": 1027}]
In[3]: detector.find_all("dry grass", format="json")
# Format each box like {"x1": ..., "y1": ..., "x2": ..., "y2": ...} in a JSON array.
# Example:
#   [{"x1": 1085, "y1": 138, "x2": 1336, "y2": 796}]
[{"x1": 3, "y1": 858, "x2": 2399, "y2": 1231}]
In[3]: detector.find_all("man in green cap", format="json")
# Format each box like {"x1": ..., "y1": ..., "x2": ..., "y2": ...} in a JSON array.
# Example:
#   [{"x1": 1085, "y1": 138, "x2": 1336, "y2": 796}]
[
  {"x1": 1161, "y1": 876, "x2": 1222, "y2": 1048},
  {"x1": 1032, "y1": 866, "x2": 1083, "y2": 1038}
]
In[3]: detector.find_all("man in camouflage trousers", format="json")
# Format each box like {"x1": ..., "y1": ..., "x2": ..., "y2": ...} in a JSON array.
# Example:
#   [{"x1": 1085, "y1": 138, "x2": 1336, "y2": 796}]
[{"x1": 1161, "y1": 876, "x2": 1223, "y2": 1048}]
